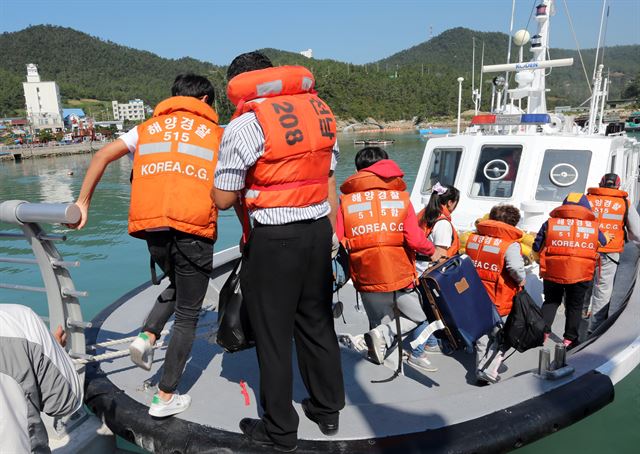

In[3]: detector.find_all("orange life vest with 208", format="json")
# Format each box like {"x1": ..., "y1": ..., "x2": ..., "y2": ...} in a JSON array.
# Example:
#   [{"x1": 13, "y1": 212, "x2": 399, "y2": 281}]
[
  {"x1": 227, "y1": 66, "x2": 336, "y2": 210},
  {"x1": 540, "y1": 204, "x2": 600, "y2": 284},
  {"x1": 465, "y1": 220, "x2": 523, "y2": 316},
  {"x1": 129, "y1": 96, "x2": 223, "y2": 240},
  {"x1": 417, "y1": 207, "x2": 460, "y2": 257},
  {"x1": 586, "y1": 187, "x2": 628, "y2": 253},
  {"x1": 340, "y1": 171, "x2": 416, "y2": 293}
]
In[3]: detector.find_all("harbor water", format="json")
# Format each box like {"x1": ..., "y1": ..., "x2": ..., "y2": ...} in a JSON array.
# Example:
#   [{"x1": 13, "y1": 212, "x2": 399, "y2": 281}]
[{"x1": 0, "y1": 132, "x2": 638, "y2": 453}]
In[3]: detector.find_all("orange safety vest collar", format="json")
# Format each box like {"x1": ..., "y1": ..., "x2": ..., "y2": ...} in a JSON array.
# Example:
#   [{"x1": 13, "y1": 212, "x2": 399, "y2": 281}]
[
  {"x1": 587, "y1": 186, "x2": 628, "y2": 253},
  {"x1": 418, "y1": 206, "x2": 460, "y2": 257},
  {"x1": 540, "y1": 204, "x2": 600, "y2": 284},
  {"x1": 129, "y1": 96, "x2": 223, "y2": 240},
  {"x1": 341, "y1": 169, "x2": 416, "y2": 292},
  {"x1": 466, "y1": 220, "x2": 523, "y2": 316},
  {"x1": 227, "y1": 66, "x2": 335, "y2": 211}
]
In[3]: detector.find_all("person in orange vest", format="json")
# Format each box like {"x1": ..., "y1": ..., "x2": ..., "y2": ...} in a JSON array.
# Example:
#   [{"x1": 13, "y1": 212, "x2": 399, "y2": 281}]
[
  {"x1": 70, "y1": 74, "x2": 223, "y2": 417},
  {"x1": 533, "y1": 193, "x2": 609, "y2": 348},
  {"x1": 213, "y1": 52, "x2": 344, "y2": 452},
  {"x1": 586, "y1": 173, "x2": 640, "y2": 334},
  {"x1": 466, "y1": 204, "x2": 525, "y2": 383},
  {"x1": 336, "y1": 147, "x2": 438, "y2": 371},
  {"x1": 417, "y1": 182, "x2": 461, "y2": 266},
  {"x1": 410, "y1": 182, "x2": 461, "y2": 355}
]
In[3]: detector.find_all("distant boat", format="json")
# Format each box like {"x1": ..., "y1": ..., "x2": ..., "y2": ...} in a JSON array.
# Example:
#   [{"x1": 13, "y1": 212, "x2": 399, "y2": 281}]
[
  {"x1": 625, "y1": 112, "x2": 640, "y2": 132},
  {"x1": 419, "y1": 127, "x2": 450, "y2": 136},
  {"x1": 353, "y1": 138, "x2": 395, "y2": 146}
]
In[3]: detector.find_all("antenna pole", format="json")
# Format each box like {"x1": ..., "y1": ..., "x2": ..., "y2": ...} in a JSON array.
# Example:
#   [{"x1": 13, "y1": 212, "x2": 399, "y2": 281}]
[
  {"x1": 503, "y1": 0, "x2": 517, "y2": 110},
  {"x1": 593, "y1": 0, "x2": 607, "y2": 79},
  {"x1": 479, "y1": 41, "x2": 485, "y2": 112},
  {"x1": 457, "y1": 77, "x2": 464, "y2": 135}
]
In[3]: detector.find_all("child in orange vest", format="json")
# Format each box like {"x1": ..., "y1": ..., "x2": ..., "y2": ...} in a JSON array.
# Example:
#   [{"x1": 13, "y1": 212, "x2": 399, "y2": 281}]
[{"x1": 466, "y1": 204, "x2": 525, "y2": 384}]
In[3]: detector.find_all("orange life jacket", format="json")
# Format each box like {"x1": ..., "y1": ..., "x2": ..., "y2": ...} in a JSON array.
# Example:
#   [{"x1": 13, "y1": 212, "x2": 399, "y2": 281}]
[
  {"x1": 340, "y1": 170, "x2": 416, "y2": 292},
  {"x1": 540, "y1": 204, "x2": 600, "y2": 284},
  {"x1": 417, "y1": 206, "x2": 460, "y2": 257},
  {"x1": 587, "y1": 187, "x2": 628, "y2": 253},
  {"x1": 129, "y1": 96, "x2": 223, "y2": 240},
  {"x1": 227, "y1": 66, "x2": 336, "y2": 210},
  {"x1": 465, "y1": 220, "x2": 523, "y2": 316}
]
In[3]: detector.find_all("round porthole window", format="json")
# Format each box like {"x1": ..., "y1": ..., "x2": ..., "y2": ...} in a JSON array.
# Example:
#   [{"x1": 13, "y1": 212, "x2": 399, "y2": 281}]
[
  {"x1": 483, "y1": 159, "x2": 510, "y2": 181},
  {"x1": 550, "y1": 163, "x2": 579, "y2": 187}
]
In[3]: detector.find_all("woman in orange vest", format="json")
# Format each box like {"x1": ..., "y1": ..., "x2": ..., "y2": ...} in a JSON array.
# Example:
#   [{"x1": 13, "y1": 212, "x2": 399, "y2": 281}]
[
  {"x1": 336, "y1": 147, "x2": 438, "y2": 371},
  {"x1": 466, "y1": 204, "x2": 525, "y2": 383},
  {"x1": 71, "y1": 74, "x2": 223, "y2": 417},
  {"x1": 533, "y1": 193, "x2": 608, "y2": 348},
  {"x1": 417, "y1": 183, "x2": 461, "y2": 269},
  {"x1": 586, "y1": 173, "x2": 640, "y2": 334}
]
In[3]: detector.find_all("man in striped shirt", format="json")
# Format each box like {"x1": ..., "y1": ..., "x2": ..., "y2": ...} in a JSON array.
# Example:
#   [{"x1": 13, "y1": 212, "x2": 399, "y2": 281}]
[{"x1": 214, "y1": 52, "x2": 344, "y2": 452}]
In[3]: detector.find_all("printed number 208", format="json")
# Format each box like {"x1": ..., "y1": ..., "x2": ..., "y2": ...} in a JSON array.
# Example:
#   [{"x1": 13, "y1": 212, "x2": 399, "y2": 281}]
[{"x1": 272, "y1": 102, "x2": 304, "y2": 145}]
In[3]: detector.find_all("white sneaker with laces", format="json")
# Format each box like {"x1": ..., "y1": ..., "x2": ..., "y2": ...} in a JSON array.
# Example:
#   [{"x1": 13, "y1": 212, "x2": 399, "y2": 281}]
[
  {"x1": 129, "y1": 332, "x2": 154, "y2": 371},
  {"x1": 364, "y1": 329, "x2": 387, "y2": 365},
  {"x1": 148, "y1": 393, "x2": 191, "y2": 417}
]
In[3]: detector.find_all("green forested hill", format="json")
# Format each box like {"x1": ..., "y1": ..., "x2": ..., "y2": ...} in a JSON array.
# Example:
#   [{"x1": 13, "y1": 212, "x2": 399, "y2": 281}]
[{"x1": 1, "y1": 25, "x2": 638, "y2": 123}]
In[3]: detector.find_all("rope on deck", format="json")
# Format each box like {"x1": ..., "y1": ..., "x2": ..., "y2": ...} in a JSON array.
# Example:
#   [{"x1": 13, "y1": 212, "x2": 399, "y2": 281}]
[{"x1": 75, "y1": 322, "x2": 217, "y2": 365}]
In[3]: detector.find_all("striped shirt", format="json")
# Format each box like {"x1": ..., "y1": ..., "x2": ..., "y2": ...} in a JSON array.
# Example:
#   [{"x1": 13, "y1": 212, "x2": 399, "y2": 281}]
[{"x1": 214, "y1": 112, "x2": 339, "y2": 225}]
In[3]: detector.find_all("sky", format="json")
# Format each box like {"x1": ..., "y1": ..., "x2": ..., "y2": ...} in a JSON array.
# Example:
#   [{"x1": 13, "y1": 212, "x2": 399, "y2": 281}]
[{"x1": 1, "y1": 0, "x2": 639, "y2": 66}]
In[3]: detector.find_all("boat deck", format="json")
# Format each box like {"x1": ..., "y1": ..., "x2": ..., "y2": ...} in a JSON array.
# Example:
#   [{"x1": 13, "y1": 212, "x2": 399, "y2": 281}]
[{"x1": 85, "y1": 245, "x2": 639, "y2": 451}]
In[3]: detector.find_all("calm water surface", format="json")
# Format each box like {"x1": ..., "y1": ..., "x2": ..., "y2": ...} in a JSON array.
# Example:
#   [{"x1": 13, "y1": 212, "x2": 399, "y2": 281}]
[{"x1": 0, "y1": 132, "x2": 637, "y2": 452}]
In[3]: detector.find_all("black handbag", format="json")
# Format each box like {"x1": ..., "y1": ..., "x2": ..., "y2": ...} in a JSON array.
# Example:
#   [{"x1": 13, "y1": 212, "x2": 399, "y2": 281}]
[
  {"x1": 502, "y1": 289, "x2": 546, "y2": 353},
  {"x1": 216, "y1": 258, "x2": 254, "y2": 352}
]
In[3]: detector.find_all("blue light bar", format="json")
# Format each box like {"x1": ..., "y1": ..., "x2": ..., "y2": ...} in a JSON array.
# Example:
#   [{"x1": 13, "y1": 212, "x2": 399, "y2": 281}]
[{"x1": 521, "y1": 114, "x2": 551, "y2": 124}]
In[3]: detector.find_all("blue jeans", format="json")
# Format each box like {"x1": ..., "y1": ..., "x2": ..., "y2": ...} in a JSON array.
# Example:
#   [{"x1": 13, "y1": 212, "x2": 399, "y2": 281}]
[{"x1": 410, "y1": 321, "x2": 440, "y2": 356}]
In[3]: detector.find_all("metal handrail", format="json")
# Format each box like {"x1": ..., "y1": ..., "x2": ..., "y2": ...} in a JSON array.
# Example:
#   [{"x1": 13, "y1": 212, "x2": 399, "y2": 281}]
[{"x1": 0, "y1": 200, "x2": 87, "y2": 379}]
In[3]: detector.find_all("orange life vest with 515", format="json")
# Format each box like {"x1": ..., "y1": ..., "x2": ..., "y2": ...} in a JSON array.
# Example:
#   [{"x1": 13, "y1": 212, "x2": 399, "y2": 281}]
[
  {"x1": 227, "y1": 66, "x2": 336, "y2": 210},
  {"x1": 417, "y1": 207, "x2": 460, "y2": 257},
  {"x1": 466, "y1": 220, "x2": 523, "y2": 316},
  {"x1": 129, "y1": 96, "x2": 223, "y2": 240},
  {"x1": 540, "y1": 204, "x2": 600, "y2": 284},
  {"x1": 340, "y1": 168, "x2": 416, "y2": 292},
  {"x1": 586, "y1": 187, "x2": 628, "y2": 253}
]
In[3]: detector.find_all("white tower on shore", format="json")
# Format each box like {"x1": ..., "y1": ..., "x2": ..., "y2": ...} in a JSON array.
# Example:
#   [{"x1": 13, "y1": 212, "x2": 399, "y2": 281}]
[{"x1": 22, "y1": 64, "x2": 64, "y2": 132}]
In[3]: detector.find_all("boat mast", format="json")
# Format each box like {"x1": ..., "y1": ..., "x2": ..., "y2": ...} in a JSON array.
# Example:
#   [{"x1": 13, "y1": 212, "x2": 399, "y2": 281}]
[{"x1": 528, "y1": 0, "x2": 553, "y2": 115}]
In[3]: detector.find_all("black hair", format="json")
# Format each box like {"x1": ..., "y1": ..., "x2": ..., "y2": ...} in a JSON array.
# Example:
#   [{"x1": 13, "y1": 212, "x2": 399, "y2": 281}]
[
  {"x1": 489, "y1": 204, "x2": 520, "y2": 226},
  {"x1": 355, "y1": 146, "x2": 389, "y2": 171},
  {"x1": 227, "y1": 51, "x2": 273, "y2": 81},
  {"x1": 421, "y1": 184, "x2": 461, "y2": 229},
  {"x1": 171, "y1": 73, "x2": 215, "y2": 106}
]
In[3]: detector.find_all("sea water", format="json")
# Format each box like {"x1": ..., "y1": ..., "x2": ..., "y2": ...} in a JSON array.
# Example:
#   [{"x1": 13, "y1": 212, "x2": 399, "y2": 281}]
[{"x1": 0, "y1": 132, "x2": 637, "y2": 452}]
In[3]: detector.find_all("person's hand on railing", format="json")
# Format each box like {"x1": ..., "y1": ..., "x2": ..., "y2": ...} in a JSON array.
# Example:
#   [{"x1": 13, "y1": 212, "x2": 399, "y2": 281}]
[
  {"x1": 54, "y1": 325, "x2": 67, "y2": 348},
  {"x1": 65, "y1": 202, "x2": 88, "y2": 230}
]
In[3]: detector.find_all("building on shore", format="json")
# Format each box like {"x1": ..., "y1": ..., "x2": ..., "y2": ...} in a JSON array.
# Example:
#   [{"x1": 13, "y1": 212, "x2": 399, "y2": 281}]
[
  {"x1": 112, "y1": 99, "x2": 145, "y2": 121},
  {"x1": 22, "y1": 64, "x2": 64, "y2": 133},
  {"x1": 300, "y1": 48, "x2": 313, "y2": 58}
]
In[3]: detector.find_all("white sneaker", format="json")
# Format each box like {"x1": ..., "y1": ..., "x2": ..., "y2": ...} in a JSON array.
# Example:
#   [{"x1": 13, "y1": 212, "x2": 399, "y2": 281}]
[
  {"x1": 408, "y1": 352, "x2": 438, "y2": 372},
  {"x1": 129, "y1": 333, "x2": 154, "y2": 371},
  {"x1": 364, "y1": 329, "x2": 387, "y2": 365},
  {"x1": 338, "y1": 333, "x2": 368, "y2": 354},
  {"x1": 148, "y1": 393, "x2": 191, "y2": 417}
]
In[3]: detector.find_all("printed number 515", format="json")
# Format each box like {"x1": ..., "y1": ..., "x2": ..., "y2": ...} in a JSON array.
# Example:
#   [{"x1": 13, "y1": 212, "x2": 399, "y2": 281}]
[{"x1": 164, "y1": 132, "x2": 190, "y2": 142}]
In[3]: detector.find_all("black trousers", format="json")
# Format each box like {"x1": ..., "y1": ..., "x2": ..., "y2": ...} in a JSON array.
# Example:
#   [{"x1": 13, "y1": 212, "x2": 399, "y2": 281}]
[
  {"x1": 241, "y1": 217, "x2": 345, "y2": 447},
  {"x1": 142, "y1": 230, "x2": 213, "y2": 393},
  {"x1": 541, "y1": 279, "x2": 592, "y2": 343}
]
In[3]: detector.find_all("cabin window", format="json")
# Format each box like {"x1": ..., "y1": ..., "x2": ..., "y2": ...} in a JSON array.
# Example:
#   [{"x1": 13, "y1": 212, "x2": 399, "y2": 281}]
[
  {"x1": 470, "y1": 145, "x2": 522, "y2": 198},
  {"x1": 421, "y1": 148, "x2": 462, "y2": 193},
  {"x1": 535, "y1": 149, "x2": 592, "y2": 201}
]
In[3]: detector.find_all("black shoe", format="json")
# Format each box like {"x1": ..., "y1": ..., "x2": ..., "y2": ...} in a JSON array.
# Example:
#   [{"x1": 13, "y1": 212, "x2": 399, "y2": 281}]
[
  {"x1": 239, "y1": 418, "x2": 297, "y2": 452},
  {"x1": 301, "y1": 399, "x2": 339, "y2": 436}
]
